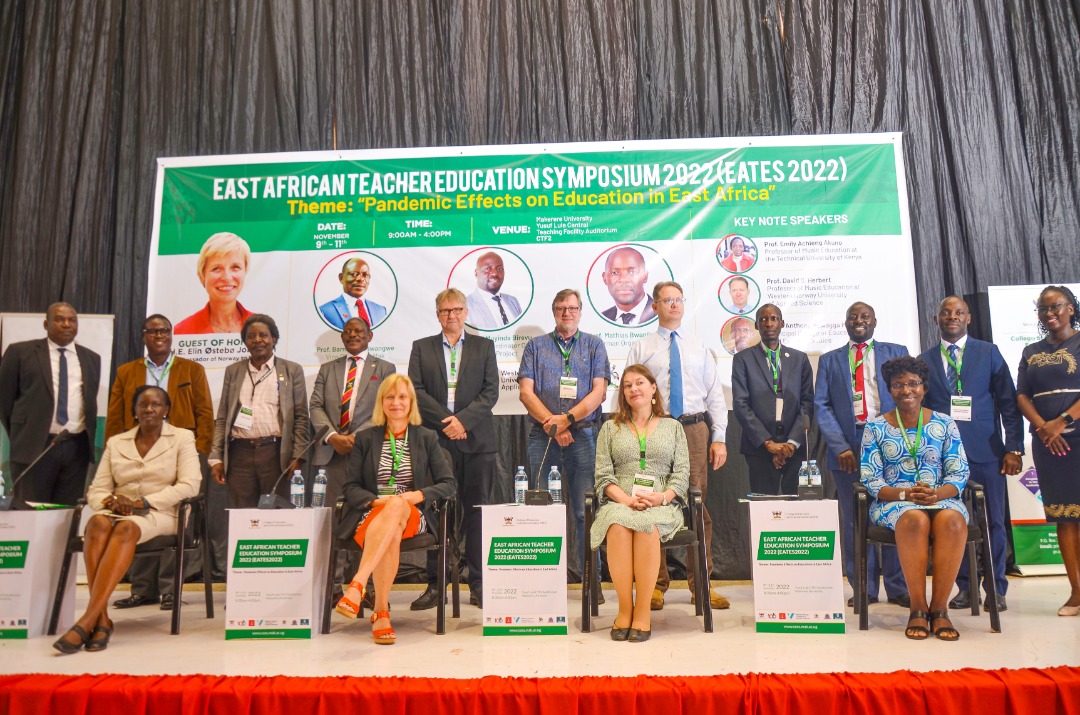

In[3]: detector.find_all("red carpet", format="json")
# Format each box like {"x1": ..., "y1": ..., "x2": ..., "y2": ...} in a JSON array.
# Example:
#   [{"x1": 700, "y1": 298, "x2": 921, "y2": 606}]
[{"x1": 2, "y1": 668, "x2": 1079, "y2": 714}]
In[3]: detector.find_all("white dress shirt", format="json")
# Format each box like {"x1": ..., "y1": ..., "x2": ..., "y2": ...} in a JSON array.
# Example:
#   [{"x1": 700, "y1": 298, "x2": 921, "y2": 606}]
[{"x1": 48, "y1": 339, "x2": 85, "y2": 435}]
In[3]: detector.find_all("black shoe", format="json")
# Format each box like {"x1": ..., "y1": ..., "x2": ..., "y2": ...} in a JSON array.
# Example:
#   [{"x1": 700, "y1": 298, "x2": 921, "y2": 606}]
[
  {"x1": 887, "y1": 593, "x2": 911, "y2": 608},
  {"x1": 985, "y1": 593, "x2": 1007, "y2": 612},
  {"x1": 847, "y1": 595, "x2": 878, "y2": 607},
  {"x1": 470, "y1": 590, "x2": 483, "y2": 608},
  {"x1": 627, "y1": 628, "x2": 652, "y2": 642},
  {"x1": 410, "y1": 587, "x2": 446, "y2": 611},
  {"x1": 160, "y1": 594, "x2": 174, "y2": 611},
  {"x1": 610, "y1": 626, "x2": 630, "y2": 641},
  {"x1": 948, "y1": 591, "x2": 973, "y2": 609},
  {"x1": 113, "y1": 594, "x2": 159, "y2": 609}
]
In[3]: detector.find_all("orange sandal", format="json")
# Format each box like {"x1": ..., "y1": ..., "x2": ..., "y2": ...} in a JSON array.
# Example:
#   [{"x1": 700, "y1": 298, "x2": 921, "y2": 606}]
[
  {"x1": 335, "y1": 581, "x2": 365, "y2": 620},
  {"x1": 371, "y1": 610, "x2": 396, "y2": 645}
]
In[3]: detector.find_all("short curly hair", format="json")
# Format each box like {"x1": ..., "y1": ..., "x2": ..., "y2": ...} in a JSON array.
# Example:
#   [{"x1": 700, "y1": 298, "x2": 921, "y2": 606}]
[{"x1": 880, "y1": 356, "x2": 930, "y2": 390}]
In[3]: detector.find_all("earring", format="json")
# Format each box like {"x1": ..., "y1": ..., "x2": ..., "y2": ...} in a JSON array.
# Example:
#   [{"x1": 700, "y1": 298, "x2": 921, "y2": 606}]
[{"x1": 651, "y1": 398, "x2": 656, "y2": 404}]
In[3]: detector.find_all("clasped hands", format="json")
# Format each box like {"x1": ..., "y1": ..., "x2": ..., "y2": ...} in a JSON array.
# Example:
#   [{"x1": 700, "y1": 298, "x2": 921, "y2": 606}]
[
  {"x1": 906, "y1": 483, "x2": 940, "y2": 506},
  {"x1": 102, "y1": 494, "x2": 145, "y2": 515},
  {"x1": 764, "y1": 440, "x2": 796, "y2": 469},
  {"x1": 541, "y1": 413, "x2": 575, "y2": 447},
  {"x1": 1036, "y1": 419, "x2": 1071, "y2": 457},
  {"x1": 370, "y1": 490, "x2": 424, "y2": 508}
]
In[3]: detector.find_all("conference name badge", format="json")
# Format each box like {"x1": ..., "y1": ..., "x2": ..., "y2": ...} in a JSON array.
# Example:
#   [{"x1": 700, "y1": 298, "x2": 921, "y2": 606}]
[
  {"x1": 377, "y1": 486, "x2": 397, "y2": 497},
  {"x1": 631, "y1": 473, "x2": 655, "y2": 498},
  {"x1": 950, "y1": 396, "x2": 973, "y2": 421},
  {"x1": 775, "y1": 397, "x2": 784, "y2": 423},
  {"x1": 234, "y1": 405, "x2": 255, "y2": 430},
  {"x1": 447, "y1": 381, "x2": 457, "y2": 406},
  {"x1": 852, "y1": 391, "x2": 865, "y2": 418},
  {"x1": 559, "y1": 376, "x2": 578, "y2": 399}
]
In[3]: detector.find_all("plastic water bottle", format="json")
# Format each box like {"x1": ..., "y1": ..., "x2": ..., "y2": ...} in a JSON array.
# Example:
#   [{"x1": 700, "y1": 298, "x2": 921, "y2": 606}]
[
  {"x1": 798, "y1": 461, "x2": 810, "y2": 487},
  {"x1": 808, "y1": 460, "x2": 822, "y2": 487},
  {"x1": 290, "y1": 470, "x2": 306, "y2": 508},
  {"x1": 548, "y1": 465, "x2": 563, "y2": 504},
  {"x1": 311, "y1": 468, "x2": 328, "y2": 507},
  {"x1": 514, "y1": 466, "x2": 528, "y2": 505}
]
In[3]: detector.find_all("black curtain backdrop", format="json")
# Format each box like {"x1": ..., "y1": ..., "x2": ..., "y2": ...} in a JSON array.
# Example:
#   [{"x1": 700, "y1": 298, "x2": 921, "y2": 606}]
[{"x1": 1, "y1": 0, "x2": 1078, "y2": 579}]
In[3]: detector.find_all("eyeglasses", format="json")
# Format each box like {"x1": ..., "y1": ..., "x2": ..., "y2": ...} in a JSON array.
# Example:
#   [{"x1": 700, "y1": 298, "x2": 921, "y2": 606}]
[
  {"x1": 554, "y1": 306, "x2": 581, "y2": 315},
  {"x1": 437, "y1": 307, "x2": 465, "y2": 318},
  {"x1": 889, "y1": 380, "x2": 924, "y2": 390},
  {"x1": 1036, "y1": 303, "x2": 1068, "y2": 316},
  {"x1": 657, "y1": 297, "x2": 684, "y2": 306},
  {"x1": 143, "y1": 328, "x2": 172, "y2": 337}
]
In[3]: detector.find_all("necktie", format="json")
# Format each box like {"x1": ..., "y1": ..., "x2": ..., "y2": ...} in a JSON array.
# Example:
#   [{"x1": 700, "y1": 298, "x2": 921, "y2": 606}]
[
  {"x1": 56, "y1": 347, "x2": 69, "y2": 425},
  {"x1": 493, "y1": 295, "x2": 509, "y2": 325},
  {"x1": 854, "y1": 343, "x2": 868, "y2": 421},
  {"x1": 620, "y1": 312, "x2": 634, "y2": 324},
  {"x1": 669, "y1": 333, "x2": 684, "y2": 418},
  {"x1": 946, "y1": 344, "x2": 960, "y2": 394},
  {"x1": 340, "y1": 357, "x2": 357, "y2": 431},
  {"x1": 355, "y1": 300, "x2": 372, "y2": 328}
]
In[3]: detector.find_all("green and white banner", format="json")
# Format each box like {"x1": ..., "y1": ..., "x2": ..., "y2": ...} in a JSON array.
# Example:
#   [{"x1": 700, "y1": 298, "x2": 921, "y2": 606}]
[
  {"x1": 0, "y1": 510, "x2": 75, "y2": 639},
  {"x1": 148, "y1": 134, "x2": 917, "y2": 413},
  {"x1": 749, "y1": 500, "x2": 846, "y2": 634}
]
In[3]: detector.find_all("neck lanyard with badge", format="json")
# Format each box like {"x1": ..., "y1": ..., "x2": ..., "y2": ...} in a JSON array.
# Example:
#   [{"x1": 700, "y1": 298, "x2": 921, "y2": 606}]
[
  {"x1": 894, "y1": 407, "x2": 927, "y2": 482},
  {"x1": 630, "y1": 415, "x2": 657, "y2": 498},
  {"x1": 766, "y1": 345, "x2": 784, "y2": 425},
  {"x1": 235, "y1": 362, "x2": 274, "y2": 431},
  {"x1": 381, "y1": 427, "x2": 407, "y2": 496},
  {"x1": 446, "y1": 338, "x2": 460, "y2": 408},
  {"x1": 555, "y1": 333, "x2": 579, "y2": 400},
  {"x1": 940, "y1": 343, "x2": 973, "y2": 421},
  {"x1": 849, "y1": 340, "x2": 872, "y2": 416},
  {"x1": 147, "y1": 352, "x2": 175, "y2": 387}
]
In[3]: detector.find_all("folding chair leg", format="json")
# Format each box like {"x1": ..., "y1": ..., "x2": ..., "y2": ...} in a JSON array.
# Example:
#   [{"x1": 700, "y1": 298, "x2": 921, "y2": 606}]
[
  {"x1": 581, "y1": 539, "x2": 591, "y2": 632},
  {"x1": 967, "y1": 542, "x2": 980, "y2": 616},
  {"x1": 201, "y1": 530, "x2": 215, "y2": 619},
  {"x1": 171, "y1": 510, "x2": 187, "y2": 635},
  {"x1": 451, "y1": 541, "x2": 461, "y2": 619},
  {"x1": 322, "y1": 544, "x2": 339, "y2": 635},
  {"x1": 436, "y1": 506, "x2": 448, "y2": 635},
  {"x1": 48, "y1": 552, "x2": 75, "y2": 636},
  {"x1": 698, "y1": 536, "x2": 713, "y2": 633}
]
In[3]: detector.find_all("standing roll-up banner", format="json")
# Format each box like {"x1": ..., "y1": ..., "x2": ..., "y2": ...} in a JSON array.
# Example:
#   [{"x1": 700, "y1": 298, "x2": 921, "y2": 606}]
[
  {"x1": 988, "y1": 284, "x2": 1080, "y2": 575},
  {"x1": 146, "y1": 134, "x2": 920, "y2": 413}
]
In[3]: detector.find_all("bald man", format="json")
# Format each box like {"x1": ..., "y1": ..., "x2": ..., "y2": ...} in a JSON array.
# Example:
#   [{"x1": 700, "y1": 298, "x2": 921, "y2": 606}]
[
  {"x1": 466, "y1": 251, "x2": 522, "y2": 329},
  {"x1": 601, "y1": 247, "x2": 656, "y2": 325}
]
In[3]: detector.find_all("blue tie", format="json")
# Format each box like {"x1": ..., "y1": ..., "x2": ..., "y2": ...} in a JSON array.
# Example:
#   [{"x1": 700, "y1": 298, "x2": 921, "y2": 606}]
[
  {"x1": 669, "y1": 332, "x2": 684, "y2": 418},
  {"x1": 946, "y1": 344, "x2": 960, "y2": 394},
  {"x1": 56, "y1": 347, "x2": 69, "y2": 426}
]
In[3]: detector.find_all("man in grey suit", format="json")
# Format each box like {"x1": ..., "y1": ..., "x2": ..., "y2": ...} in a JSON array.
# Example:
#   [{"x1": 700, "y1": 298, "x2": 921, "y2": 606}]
[
  {"x1": 0, "y1": 302, "x2": 100, "y2": 505},
  {"x1": 466, "y1": 251, "x2": 522, "y2": 329},
  {"x1": 408, "y1": 288, "x2": 500, "y2": 609}
]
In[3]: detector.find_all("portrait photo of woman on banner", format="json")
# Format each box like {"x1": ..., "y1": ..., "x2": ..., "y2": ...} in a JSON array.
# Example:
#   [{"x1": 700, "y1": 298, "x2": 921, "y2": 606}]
[{"x1": 174, "y1": 232, "x2": 254, "y2": 335}]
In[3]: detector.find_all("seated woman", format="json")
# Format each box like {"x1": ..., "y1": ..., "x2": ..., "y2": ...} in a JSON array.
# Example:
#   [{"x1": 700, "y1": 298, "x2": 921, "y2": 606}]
[
  {"x1": 52, "y1": 385, "x2": 202, "y2": 654},
  {"x1": 591, "y1": 364, "x2": 689, "y2": 642},
  {"x1": 860, "y1": 356, "x2": 970, "y2": 641},
  {"x1": 334, "y1": 374, "x2": 456, "y2": 644}
]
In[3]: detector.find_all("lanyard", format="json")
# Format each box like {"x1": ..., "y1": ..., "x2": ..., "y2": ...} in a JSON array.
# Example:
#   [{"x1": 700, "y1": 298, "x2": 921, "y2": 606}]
[
  {"x1": 247, "y1": 362, "x2": 274, "y2": 391},
  {"x1": 940, "y1": 344, "x2": 964, "y2": 394},
  {"x1": 765, "y1": 346, "x2": 781, "y2": 394},
  {"x1": 630, "y1": 416, "x2": 654, "y2": 470},
  {"x1": 386, "y1": 428, "x2": 407, "y2": 486},
  {"x1": 848, "y1": 341, "x2": 873, "y2": 389},
  {"x1": 448, "y1": 343, "x2": 458, "y2": 382},
  {"x1": 895, "y1": 408, "x2": 925, "y2": 461},
  {"x1": 146, "y1": 353, "x2": 175, "y2": 387},
  {"x1": 554, "y1": 333, "x2": 577, "y2": 376}
]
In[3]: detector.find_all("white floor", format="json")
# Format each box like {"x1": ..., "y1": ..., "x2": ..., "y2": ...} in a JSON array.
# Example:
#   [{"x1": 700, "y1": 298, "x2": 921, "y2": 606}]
[{"x1": 2, "y1": 577, "x2": 1079, "y2": 678}]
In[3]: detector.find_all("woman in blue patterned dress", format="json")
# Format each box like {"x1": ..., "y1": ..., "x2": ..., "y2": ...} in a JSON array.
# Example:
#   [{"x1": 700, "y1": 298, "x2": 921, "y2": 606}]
[
  {"x1": 860, "y1": 356, "x2": 970, "y2": 641},
  {"x1": 592, "y1": 365, "x2": 689, "y2": 642}
]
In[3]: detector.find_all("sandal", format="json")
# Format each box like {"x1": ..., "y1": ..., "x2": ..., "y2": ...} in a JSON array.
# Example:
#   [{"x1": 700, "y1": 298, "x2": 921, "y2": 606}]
[
  {"x1": 85, "y1": 620, "x2": 114, "y2": 652},
  {"x1": 52, "y1": 624, "x2": 90, "y2": 654},
  {"x1": 905, "y1": 610, "x2": 930, "y2": 640},
  {"x1": 371, "y1": 610, "x2": 396, "y2": 645},
  {"x1": 930, "y1": 609, "x2": 959, "y2": 641},
  {"x1": 335, "y1": 580, "x2": 365, "y2": 620}
]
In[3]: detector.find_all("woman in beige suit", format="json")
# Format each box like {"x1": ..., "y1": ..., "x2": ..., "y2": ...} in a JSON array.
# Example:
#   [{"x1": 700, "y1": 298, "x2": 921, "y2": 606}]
[{"x1": 52, "y1": 385, "x2": 202, "y2": 654}]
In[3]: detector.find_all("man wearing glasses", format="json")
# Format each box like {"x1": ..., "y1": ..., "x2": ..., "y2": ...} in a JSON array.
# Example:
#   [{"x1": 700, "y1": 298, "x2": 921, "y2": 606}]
[
  {"x1": 601, "y1": 246, "x2": 656, "y2": 325},
  {"x1": 920, "y1": 295, "x2": 1024, "y2": 611},
  {"x1": 104, "y1": 314, "x2": 214, "y2": 611},
  {"x1": 408, "y1": 289, "x2": 499, "y2": 609},
  {"x1": 624, "y1": 281, "x2": 731, "y2": 611},
  {"x1": 519, "y1": 289, "x2": 611, "y2": 583}
]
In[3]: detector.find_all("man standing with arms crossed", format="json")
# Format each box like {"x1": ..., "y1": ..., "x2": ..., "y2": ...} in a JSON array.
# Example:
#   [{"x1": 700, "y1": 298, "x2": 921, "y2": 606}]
[
  {"x1": 624, "y1": 282, "x2": 730, "y2": 610},
  {"x1": 921, "y1": 296, "x2": 1024, "y2": 611},
  {"x1": 519, "y1": 289, "x2": 610, "y2": 583},
  {"x1": 814, "y1": 302, "x2": 909, "y2": 607},
  {"x1": 409, "y1": 289, "x2": 499, "y2": 609}
]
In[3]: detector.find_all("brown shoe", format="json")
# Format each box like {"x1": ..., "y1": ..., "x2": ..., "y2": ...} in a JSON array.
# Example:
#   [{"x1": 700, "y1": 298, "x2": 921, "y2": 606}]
[
  {"x1": 691, "y1": 588, "x2": 731, "y2": 610},
  {"x1": 650, "y1": 588, "x2": 664, "y2": 610}
]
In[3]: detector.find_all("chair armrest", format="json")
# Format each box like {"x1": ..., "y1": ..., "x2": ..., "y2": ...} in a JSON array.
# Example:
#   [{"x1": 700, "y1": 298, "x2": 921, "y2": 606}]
[{"x1": 179, "y1": 492, "x2": 205, "y2": 507}]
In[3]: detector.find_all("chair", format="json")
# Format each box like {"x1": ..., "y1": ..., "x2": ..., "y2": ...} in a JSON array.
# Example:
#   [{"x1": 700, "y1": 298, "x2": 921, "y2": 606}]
[
  {"x1": 853, "y1": 480, "x2": 1000, "y2": 632},
  {"x1": 581, "y1": 486, "x2": 713, "y2": 633},
  {"x1": 47, "y1": 473, "x2": 215, "y2": 636},
  {"x1": 320, "y1": 495, "x2": 460, "y2": 635}
]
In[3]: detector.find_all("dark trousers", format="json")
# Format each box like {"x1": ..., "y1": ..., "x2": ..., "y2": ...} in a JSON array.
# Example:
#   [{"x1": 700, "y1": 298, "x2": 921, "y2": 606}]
[
  {"x1": 745, "y1": 450, "x2": 803, "y2": 495},
  {"x1": 833, "y1": 466, "x2": 905, "y2": 599},
  {"x1": 955, "y1": 459, "x2": 1009, "y2": 596},
  {"x1": 226, "y1": 439, "x2": 283, "y2": 508},
  {"x1": 426, "y1": 444, "x2": 496, "y2": 590},
  {"x1": 12, "y1": 431, "x2": 90, "y2": 506}
]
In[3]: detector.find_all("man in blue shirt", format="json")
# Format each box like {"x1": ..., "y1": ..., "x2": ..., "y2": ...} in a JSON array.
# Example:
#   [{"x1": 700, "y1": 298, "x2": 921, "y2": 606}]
[{"x1": 519, "y1": 289, "x2": 610, "y2": 580}]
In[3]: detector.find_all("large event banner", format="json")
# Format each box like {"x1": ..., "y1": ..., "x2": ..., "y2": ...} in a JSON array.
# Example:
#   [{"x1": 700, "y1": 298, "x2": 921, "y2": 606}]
[
  {"x1": 988, "y1": 284, "x2": 1080, "y2": 575},
  {"x1": 148, "y1": 135, "x2": 918, "y2": 413}
]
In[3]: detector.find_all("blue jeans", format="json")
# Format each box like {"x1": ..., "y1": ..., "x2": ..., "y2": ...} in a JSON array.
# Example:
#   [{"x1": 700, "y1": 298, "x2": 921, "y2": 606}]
[{"x1": 527, "y1": 423, "x2": 597, "y2": 581}]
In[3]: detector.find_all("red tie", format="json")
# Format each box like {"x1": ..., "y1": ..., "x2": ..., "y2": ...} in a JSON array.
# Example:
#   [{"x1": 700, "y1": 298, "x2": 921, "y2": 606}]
[
  {"x1": 340, "y1": 357, "x2": 357, "y2": 431},
  {"x1": 355, "y1": 299, "x2": 371, "y2": 327},
  {"x1": 855, "y1": 343, "x2": 868, "y2": 422}
]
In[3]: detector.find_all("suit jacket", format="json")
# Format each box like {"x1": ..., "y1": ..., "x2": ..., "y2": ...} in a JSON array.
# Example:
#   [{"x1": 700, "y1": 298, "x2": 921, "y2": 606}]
[
  {"x1": 86, "y1": 424, "x2": 201, "y2": 519},
  {"x1": 920, "y1": 337, "x2": 1024, "y2": 463},
  {"x1": 209, "y1": 357, "x2": 310, "y2": 473},
  {"x1": 814, "y1": 341, "x2": 909, "y2": 470},
  {"x1": 319, "y1": 295, "x2": 388, "y2": 330},
  {"x1": 731, "y1": 343, "x2": 814, "y2": 455},
  {"x1": 0, "y1": 338, "x2": 100, "y2": 464},
  {"x1": 466, "y1": 290, "x2": 522, "y2": 329},
  {"x1": 408, "y1": 333, "x2": 499, "y2": 454},
  {"x1": 334, "y1": 425, "x2": 457, "y2": 540},
  {"x1": 105, "y1": 356, "x2": 214, "y2": 455},
  {"x1": 310, "y1": 353, "x2": 397, "y2": 467},
  {"x1": 602, "y1": 302, "x2": 657, "y2": 324}
]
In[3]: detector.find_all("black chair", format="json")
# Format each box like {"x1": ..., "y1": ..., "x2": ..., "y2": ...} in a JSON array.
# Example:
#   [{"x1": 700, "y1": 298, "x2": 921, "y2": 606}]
[
  {"x1": 853, "y1": 480, "x2": 1001, "y2": 632},
  {"x1": 47, "y1": 474, "x2": 215, "y2": 636},
  {"x1": 320, "y1": 495, "x2": 460, "y2": 635},
  {"x1": 581, "y1": 486, "x2": 713, "y2": 633}
]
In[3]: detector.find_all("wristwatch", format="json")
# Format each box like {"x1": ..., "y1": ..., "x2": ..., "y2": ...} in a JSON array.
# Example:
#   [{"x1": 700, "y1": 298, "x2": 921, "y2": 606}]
[
  {"x1": 897, "y1": 490, "x2": 907, "y2": 501},
  {"x1": 1060, "y1": 412, "x2": 1075, "y2": 426},
  {"x1": 565, "y1": 411, "x2": 576, "y2": 425}
]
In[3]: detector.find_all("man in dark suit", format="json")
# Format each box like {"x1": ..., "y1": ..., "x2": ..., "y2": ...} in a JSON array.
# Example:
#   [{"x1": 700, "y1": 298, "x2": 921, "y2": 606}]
[
  {"x1": 814, "y1": 301, "x2": 909, "y2": 607},
  {"x1": 731, "y1": 303, "x2": 814, "y2": 495},
  {"x1": 106, "y1": 313, "x2": 215, "y2": 611},
  {"x1": 310, "y1": 317, "x2": 395, "y2": 599},
  {"x1": 921, "y1": 296, "x2": 1025, "y2": 611},
  {"x1": 0, "y1": 302, "x2": 100, "y2": 505},
  {"x1": 408, "y1": 288, "x2": 499, "y2": 609},
  {"x1": 600, "y1": 246, "x2": 656, "y2": 325}
]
